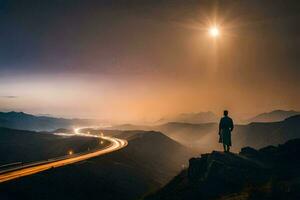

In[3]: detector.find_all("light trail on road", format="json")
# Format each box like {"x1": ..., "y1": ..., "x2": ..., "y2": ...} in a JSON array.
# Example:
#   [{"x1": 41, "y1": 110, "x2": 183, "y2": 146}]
[{"x1": 0, "y1": 127, "x2": 128, "y2": 183}]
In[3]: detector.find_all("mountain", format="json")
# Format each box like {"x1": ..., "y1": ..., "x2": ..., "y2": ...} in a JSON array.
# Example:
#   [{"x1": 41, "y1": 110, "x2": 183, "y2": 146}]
[
  {"x1": 232, "y1": 115, "x2": 300, "y2": 151},
  {"x1": 247, "y1": 110, "x2": 300, "y2": 123},
  {"x1": 0, "y1": 129, "x2": 194, "y2": 200},
  {"x1": 146, "y1": 138, "x2": 300, "y2": 200},
  {"x1": 157, "y1": 112, "x2": 218, "y2": 124},
  {"x1": 155, "y1": 122, "x2": 217, "y2": 151},
  {"x1": 0, "y1": 111, "x2": 97, "y2": 131}
]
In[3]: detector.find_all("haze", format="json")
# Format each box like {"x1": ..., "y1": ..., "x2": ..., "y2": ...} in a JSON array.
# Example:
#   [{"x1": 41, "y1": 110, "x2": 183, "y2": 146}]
[{"x1": 0, "y1": 0, "x2": 299, "y2": 123}]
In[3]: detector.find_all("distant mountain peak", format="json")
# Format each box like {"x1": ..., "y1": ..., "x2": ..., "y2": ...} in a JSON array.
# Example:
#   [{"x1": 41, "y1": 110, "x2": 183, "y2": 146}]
[{"x1": 247, "y1": 109, "x2": 300, "y2": 123}]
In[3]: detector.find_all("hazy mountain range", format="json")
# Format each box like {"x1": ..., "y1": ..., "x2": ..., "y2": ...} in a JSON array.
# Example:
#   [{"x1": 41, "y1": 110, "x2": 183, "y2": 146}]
[
  {"x1": 156, "y1": 110, "x2": 300, "y2": 124},
  {"x1": 246, "y1": 109, "x2": 300, "y2": 123},
  {"x1": 1, "y1": 110, "x2": 299, "y2": 153},
  {"x1": 0, "y1": 110, "x2": 299, "y2": 132},
  {"x1": 0, "y1": 111, "x2": 98, "y2": 131}
]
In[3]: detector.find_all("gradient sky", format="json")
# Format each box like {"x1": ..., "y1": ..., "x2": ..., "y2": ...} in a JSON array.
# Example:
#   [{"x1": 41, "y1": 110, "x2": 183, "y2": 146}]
[{"x1": 0, "y1": 0, "x2": 299, "y2": 122}]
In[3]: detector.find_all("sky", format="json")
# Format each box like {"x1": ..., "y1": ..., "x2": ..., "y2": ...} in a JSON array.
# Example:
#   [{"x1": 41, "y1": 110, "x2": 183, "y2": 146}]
[{"x1": 0, "y1": 0, "x2": 299, "y2": 122}]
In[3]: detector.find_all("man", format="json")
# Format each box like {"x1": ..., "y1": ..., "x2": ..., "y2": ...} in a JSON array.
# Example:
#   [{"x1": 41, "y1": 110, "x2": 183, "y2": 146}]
[{"x1": 218, "y1": 110, "x2": 234, "y2": 152}]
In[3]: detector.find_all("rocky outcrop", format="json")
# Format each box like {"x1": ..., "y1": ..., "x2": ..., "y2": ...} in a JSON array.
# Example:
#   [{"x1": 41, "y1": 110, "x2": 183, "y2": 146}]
[
  {"x1": 146, "y1": 138, "x2": 300, "y2": 200},
  {"x1": 187, "y1": 151, "x2": 269, "y2": 195}
]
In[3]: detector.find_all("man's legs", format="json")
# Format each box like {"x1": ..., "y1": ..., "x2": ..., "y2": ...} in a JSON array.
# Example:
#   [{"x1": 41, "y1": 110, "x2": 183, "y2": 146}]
[{"x1": 223, "y1": 144, "x2": 230, "y2": 152}]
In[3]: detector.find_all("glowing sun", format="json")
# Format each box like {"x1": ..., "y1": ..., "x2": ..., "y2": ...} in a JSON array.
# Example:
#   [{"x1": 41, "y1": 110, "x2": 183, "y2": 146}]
[{"x1": 209, "y1": 26, "x2": 220, "y2": 37}]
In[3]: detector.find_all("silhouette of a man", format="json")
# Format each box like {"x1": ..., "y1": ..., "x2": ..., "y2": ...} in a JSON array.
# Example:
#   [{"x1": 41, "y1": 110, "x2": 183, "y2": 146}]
[{"x1": 218, "y1": 110, "x2": 234, "y2": 152}]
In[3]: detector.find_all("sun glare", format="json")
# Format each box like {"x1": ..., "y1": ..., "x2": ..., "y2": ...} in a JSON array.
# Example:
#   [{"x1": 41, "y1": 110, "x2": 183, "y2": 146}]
[{"x1": 209, "y1": 26, "x2": 220, "y2": 37}]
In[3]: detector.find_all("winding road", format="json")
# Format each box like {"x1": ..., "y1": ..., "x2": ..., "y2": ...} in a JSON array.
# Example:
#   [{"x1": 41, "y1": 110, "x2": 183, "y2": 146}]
[{"x1": 0, "y1": 127, "x2": 128, "y2": 183}]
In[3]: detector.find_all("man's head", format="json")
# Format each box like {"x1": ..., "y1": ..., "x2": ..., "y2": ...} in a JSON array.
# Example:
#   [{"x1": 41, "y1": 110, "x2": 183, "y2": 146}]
[{"x1": 223, "y1": 110, "x2": 228, "y2": 116}]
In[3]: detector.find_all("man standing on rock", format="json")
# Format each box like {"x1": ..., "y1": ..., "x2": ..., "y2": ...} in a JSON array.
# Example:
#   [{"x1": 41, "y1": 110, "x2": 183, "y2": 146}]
[{"x1": 218, "y1": 110, "x2": 234, "y2": 152}]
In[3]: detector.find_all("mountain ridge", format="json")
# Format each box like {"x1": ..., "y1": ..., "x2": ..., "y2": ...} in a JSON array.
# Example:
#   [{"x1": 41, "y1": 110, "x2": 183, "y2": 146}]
[
  {"x1": 246, "y1": 110, "x2": 300, "y2": 123},
  {"x1": 156, "y1": 112, "x2": 218, "y2": 124}
]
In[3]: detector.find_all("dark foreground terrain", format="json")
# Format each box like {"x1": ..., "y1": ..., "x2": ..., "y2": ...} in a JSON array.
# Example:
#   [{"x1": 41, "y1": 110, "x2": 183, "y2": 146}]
[{"x1": 146, "y1": 138, "x2": 300, "y2": 200}]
